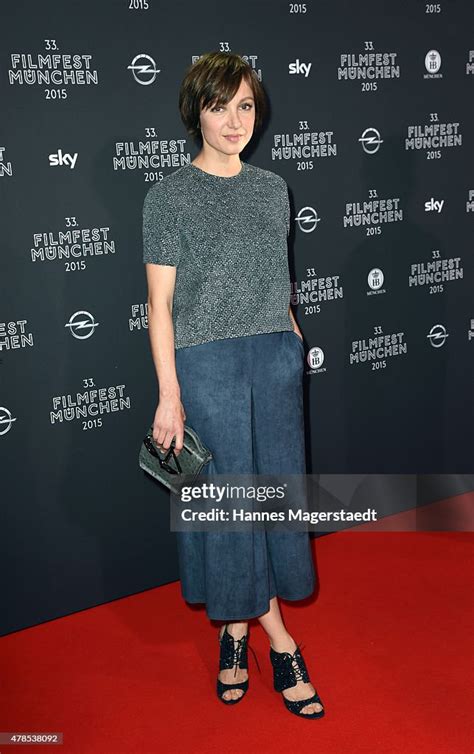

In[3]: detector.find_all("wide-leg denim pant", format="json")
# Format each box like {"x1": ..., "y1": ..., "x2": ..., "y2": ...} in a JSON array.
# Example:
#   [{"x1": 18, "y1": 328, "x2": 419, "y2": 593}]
[{"x1": 174, "y1": 330, "x2": 315, "y2": 621}]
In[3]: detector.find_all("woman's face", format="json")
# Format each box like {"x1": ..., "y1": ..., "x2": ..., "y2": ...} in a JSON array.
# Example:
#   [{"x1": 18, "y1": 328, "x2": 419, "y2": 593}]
[{"x1": 198, "y1": 76, "x2": 256, "y2": 158}]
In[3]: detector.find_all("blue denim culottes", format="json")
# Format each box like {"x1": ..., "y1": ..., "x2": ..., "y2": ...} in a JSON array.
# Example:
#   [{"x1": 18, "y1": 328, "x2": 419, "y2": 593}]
[{"x1": 174, "y1": 330, "x2": 315, "y2": 621}]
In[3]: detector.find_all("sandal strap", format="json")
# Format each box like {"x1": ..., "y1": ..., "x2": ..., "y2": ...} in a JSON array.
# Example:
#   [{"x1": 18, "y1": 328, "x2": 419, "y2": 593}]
[
  {"x1": 218, "y1": 624, "x2": 261, "y2": 675},
  {"x1": 270, "y1": 642, "x2": 310, "y2": 691},
  {"x1": 217, "y1": 677, "x2": 249, "y2": 694},
  {"x1": 218, "y1": 625, "x2": 248, "y2": 675},
  {"x1": 283, "y1": 691, "x2": 324, "y2": 716}
]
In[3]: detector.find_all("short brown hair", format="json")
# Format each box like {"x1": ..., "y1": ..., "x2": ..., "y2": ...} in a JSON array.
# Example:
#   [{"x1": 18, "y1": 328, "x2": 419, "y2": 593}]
[{"x1": 179, "y1": 51, "x2": 268, "y2": 146}]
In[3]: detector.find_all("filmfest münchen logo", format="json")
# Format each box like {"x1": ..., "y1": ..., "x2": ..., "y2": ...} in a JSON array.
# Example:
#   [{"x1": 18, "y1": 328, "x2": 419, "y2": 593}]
[
  {"x1": 337, "y1": 47, "x2": 400, "y2": 88},
  {"x1": 405, "y1": 117, "x2": 462, "y2": 153},
  {"x1": 271, "y1": 124, "x2": 338, "y2": 162},
  {"x1": 466, "y1": 50, "x2": 474, "y2": 75},
  {"x1": 409, "y1": 253, "x2": 463, "y2": 290},
  {"x1": 350, "y1": 328, "x2": 408, "y2": 368},
  {"x1": 50, "y1": 379, "x2": 131, "y2": 425},
  {"x1": 343, "y1": 192, "x2": 403, "y2": 230},
  {"x1": 0, "y1": 320, "x2": 34, "y2": 350},
  {"x1": 291, "y1": 271, "x2": 344, "y2": 310},
  {"x1": 31, "y1": 223, "x2": 116, "y2": 265},
  {"x1": 0, "y1": 147, "x2": 13, "y2": 177},
  {"x1": 129, "y1": 303, "x2": 148, "y2": 331},
  {"x1": 8, "y1": 45, "x2": 99, "y2": 99},
  {"x1": 467, "y1": 189, "x2": 474, "y2": 212},
  {"x1": 113, "y1": 128, "x2": 189, "y2": 174}
]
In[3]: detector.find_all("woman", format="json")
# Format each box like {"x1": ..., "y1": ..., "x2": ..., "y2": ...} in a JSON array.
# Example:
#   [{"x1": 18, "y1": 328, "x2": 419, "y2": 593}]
[{"x1": 142, "y1": 51, "x2": 324, "y2": 719}]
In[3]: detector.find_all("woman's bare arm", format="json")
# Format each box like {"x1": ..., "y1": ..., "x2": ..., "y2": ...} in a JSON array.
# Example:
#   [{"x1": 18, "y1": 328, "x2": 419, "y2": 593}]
[{"x1": 145, "y1": 263, "x2": 186, "y2": 454}]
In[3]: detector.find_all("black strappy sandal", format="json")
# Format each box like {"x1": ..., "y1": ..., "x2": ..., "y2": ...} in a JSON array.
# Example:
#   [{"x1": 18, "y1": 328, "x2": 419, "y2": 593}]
[
  {"x1": 217, "y1": 624, "x2": 261, "y2": 705},
  {"x1": 270, "y1": 641, "x2": 325, "y2": 719}
]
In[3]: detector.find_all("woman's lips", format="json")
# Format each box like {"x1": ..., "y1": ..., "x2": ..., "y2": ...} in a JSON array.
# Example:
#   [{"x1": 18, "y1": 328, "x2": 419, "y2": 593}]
[{"x1": 224, "y1": 135, "x2": 241, "y2": 142}]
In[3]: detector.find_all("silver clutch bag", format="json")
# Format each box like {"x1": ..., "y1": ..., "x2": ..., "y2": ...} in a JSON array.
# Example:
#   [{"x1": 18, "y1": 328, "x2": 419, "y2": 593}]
[{"x1": 139, "y1": 423, "x2": 213, "y2": 495}]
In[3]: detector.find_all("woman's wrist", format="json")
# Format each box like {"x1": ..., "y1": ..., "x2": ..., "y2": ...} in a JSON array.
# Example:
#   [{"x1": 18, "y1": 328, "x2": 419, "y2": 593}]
[{"x1": 159, "y1": 383, "x2": 181, "y2": 399}]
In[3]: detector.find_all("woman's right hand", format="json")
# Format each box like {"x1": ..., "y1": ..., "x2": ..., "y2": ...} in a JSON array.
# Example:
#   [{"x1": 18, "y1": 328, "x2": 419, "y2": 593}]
[{"x1": 152, "y1": 396, "x2": 186, "y2": 456}]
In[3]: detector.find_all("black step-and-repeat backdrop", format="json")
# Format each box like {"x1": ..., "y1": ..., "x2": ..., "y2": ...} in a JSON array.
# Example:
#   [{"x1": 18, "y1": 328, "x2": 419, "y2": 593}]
[{"x1": 1, "y1": 0, "x2": 473, "y2": 635}]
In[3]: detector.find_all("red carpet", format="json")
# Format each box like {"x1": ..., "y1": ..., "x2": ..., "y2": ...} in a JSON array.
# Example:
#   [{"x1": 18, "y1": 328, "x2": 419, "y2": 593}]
[{"x1": 1, "y1": 529, "x2": 472, "y2": 754}]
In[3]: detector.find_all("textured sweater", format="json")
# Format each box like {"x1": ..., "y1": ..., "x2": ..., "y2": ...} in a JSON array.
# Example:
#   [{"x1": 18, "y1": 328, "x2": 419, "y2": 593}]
[{"x1": 142, "y1": 159, "x2": 294, "y2": 349}]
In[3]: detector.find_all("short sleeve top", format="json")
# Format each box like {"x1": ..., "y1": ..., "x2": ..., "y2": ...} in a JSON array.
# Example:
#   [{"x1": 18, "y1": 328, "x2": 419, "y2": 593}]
[{"x1": 142, "y1": 160, "x2": 294, "y2": 349}]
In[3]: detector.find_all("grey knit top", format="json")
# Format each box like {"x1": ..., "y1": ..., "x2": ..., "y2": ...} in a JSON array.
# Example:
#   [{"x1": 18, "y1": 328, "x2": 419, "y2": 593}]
[{"x1": 142, "y1": 159, "x2": 294, "y2": 349}]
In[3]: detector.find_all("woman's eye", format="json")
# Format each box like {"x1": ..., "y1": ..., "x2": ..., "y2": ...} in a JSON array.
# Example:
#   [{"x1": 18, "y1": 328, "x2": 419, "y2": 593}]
[{"x1": 211, "y1": 103, "x2": 253, "y2": 112}]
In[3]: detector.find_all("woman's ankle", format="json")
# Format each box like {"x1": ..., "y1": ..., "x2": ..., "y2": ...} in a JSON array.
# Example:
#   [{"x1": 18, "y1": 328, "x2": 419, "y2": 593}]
[
  {"x1": 268, "y1": 630, "x2": 297, "y2": 653},
  {"x1": 219, "y1": 621, "x2": 248, "y2": 638},
  {"x1": 227, "y1": 621, "x2": 248, "y2": 634}
]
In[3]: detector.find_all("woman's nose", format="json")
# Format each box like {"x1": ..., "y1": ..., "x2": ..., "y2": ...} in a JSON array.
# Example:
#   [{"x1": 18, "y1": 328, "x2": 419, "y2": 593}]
[{"x1": 227, "y1": 112, "x2": 242, "y2": 129}]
